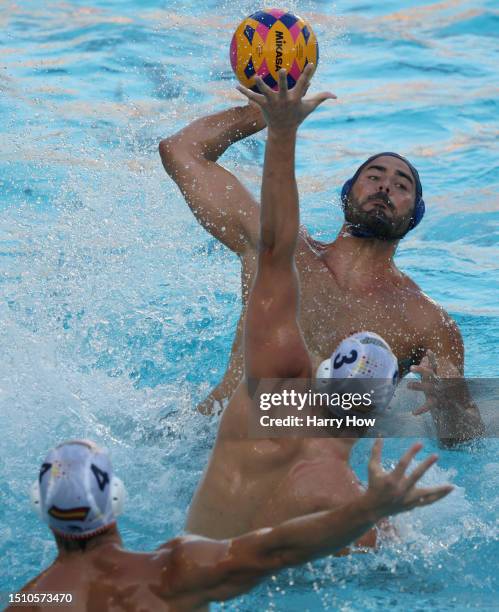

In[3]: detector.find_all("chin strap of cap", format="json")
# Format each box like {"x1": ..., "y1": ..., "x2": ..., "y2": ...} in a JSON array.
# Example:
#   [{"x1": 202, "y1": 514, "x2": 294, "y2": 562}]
[{"x1": 341, "y1": 152, "x2": 425, "y2": 239}]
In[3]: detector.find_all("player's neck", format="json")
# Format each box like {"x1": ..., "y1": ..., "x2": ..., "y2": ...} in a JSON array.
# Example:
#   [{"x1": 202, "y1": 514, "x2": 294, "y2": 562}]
[
  {"x1": 333, "y1": 223, "x2": 399, "y2": 263},
  {"x1": 54, "y1": 525, "x2": 122, "y2": 558},
  {"x1": 330, "y1": 225, "x2": 399, "y2": 274}
]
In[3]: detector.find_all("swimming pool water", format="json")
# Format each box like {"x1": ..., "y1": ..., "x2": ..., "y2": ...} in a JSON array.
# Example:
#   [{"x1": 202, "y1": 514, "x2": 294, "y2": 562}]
[{"x1": 1, "y1": 0, "x2": 498, "y2": 609}]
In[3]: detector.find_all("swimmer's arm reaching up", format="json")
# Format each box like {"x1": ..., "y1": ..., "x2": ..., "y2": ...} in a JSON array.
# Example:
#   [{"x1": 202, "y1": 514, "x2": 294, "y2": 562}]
[
  {"x1": 159, "y1": 104, "x2": 264, "y2": 254},
  {"x1": 157, "y1": 442, "x2": 452, "y2": 608},
  {"x1": 238, "y1": 66, "x2": 335, "y2": 379}
]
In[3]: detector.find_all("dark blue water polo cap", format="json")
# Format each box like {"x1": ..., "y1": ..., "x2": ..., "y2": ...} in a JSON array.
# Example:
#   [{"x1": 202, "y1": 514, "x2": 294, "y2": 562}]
[{"x1": 340, "y1": 152, "x2": 425, "y2": 238}]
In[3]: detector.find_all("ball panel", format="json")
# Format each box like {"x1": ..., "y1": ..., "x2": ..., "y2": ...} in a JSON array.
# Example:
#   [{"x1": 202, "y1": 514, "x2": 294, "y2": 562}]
[
  {"x1": 255, "y1": 22, "x2": 270, "y2": 43},
  {"x1": 279, "y1": 12, "x2": 299, "y2": 29},
  {"x1": 288, "y1": 59, "x2": 301, "y2": 82},
  {"x1": 244, "y1": 56, "x2": 256, "y2": 80},
  {"x1": 267, "y1": 8, "x2": 286, "y2": 19},
  {"x1": 262, "y1": 72, "x2": 277, "y2": 89},
  {"x1": 256, "y1": 57, "x2": 270, "y2": 78},
  {"x1": 249, "y1": 10, "x2": 278, "y2": 29},
  {"x1": 243, "y1": 24, "x2": 255, "y2": 44},
  {"x1": 287, "y1": 21, "x2": 301, "y2": 43},
  {"x1": 230, "y1": 34, "x2": 238, "y2": 73},
  {"x1": 302, "y1": 24, "x2": 310, "y2": 44},
  {"x1": 251, "y1": 31, "x2": 266, "y2": 72}
]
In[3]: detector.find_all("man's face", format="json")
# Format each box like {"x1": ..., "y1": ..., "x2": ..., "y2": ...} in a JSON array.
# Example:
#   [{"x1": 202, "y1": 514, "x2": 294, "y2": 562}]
[{"x1": 344, "y1": 155, "x2": 417, "y2": 240}]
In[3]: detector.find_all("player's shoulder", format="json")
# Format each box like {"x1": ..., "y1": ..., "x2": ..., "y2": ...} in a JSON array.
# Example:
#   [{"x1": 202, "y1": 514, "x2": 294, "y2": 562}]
[
  {"x1": 155, "y1": 534, "x2": 230, "y2": 584},
  {"x1": 18, "y1": 565, "x2": 54, "y2": 592}
]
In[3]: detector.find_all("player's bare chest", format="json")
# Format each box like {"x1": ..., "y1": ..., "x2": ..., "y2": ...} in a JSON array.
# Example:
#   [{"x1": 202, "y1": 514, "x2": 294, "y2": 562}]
[{"x1": 294, "y1": 249, "x2": 422, "y2": 365}]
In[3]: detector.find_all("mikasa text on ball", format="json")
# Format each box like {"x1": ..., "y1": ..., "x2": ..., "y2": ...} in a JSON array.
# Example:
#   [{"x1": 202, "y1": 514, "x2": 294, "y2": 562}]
[{"x1": 230, "y1": 9, "x2": 319, "y2": 91}]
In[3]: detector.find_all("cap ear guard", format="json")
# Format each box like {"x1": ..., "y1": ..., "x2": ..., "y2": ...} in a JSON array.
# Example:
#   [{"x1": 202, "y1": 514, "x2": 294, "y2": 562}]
[
  {"x1": 110, "y1": 476, "x2": 126, "y2": 517},
  {"x1": 316, "y1": 358, "x2": 332, "y2": 379},
  {"x1": 341, "y1": 178, "x2": 353, "y2": 209},
  {"x1": 315, "y1": 358, "x2": 333, "y2": 392},
  {"x1": 30, "y1": 479, "x2": 43, "y2": 519}
]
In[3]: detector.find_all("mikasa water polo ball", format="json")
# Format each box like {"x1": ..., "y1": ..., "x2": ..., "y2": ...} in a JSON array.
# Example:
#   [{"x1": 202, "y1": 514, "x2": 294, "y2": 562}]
[{"x1": 230, "y1": 9, "x2": 319, "y2": 91}]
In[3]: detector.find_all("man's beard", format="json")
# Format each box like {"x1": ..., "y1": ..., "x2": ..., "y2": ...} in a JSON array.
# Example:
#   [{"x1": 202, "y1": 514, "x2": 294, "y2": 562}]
[{"x1": 344, "y1": 193, "x2": 411, "y2": 240}]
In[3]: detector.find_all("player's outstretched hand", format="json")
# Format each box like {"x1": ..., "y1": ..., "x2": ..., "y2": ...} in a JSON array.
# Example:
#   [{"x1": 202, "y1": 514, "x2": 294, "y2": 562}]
[
  {"x1": 408, "y1": 350, "x2": 440, "y2": 415},
  {"x1": 365, "y1": 440, "x2": 453, "y2": 519},
  {"x1": 236, "y1": 64, "x2": 336, "y2": 131}
]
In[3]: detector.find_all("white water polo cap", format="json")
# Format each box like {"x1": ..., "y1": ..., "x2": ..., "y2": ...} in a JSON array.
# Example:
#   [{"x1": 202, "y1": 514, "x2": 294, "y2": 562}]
[
  {"x1": 316, "y1": 332, "x2": 399, "y2": 415},
  {"x1": 30, "y1": 440, "x2": 126, "y2": 539}
]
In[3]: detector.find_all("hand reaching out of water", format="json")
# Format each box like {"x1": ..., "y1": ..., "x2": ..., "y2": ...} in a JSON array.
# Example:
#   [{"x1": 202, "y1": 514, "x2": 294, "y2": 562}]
[
  {"x1": 365, "y1": 440, "x2": 453, "y2": 520},
  {"x1": 236, "y1": 64, "x2": 336, "y2": 132},
  {"x1": 409, "y1": 349, "x2": 440, "y2": 415}
]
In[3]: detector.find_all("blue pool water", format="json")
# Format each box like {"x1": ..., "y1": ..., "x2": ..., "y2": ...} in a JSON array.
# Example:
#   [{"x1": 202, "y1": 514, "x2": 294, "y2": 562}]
[{"x1": 1, "y1": 0, "x2": 498, "y2": 609}]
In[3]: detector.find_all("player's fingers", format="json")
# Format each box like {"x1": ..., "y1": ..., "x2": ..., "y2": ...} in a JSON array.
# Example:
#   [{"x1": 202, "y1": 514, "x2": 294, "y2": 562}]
[
  {"x1": 393, "y1": 442, "x2": 423, "y2": 477},
  {"x1": 410, "y1": 365, "x2": 434, "y2": 379},
  {"x1": 236, "y1": 85, "x2": 265, "y2": 104},
  {"x1": 302, "y1": 61, "x2": 315, "y2": 79},
  {"x1": 277, "y1": 69, "x2": 288, "y2": 97},
  {"x1": 254, "y1": 75, "x2": 275, "y2": 98},
  {"x1": 405, "y1": 454, "x2": 438, "y2": 489},
  {"x1": 369, "y1": 439, "x2": 383, "y2": 471},
  {"x1": 295, "y1": 62, "x2": 314, "y2": 96},
  {"x1": 308, "y1": 92, "x2": 337, "y2": 110},
  {"x1": 408, "y1": 485, "x2": 454, "y2": 508}
]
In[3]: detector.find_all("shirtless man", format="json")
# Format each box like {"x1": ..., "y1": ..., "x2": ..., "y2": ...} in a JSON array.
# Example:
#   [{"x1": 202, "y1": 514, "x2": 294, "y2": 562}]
[
  {"x1": 183, "y1": 66, "x2": 462, "y2": 540},
  {"x1": 10, "y1": 439, "x2": 451, "y2": 611},
  {"x1": 160, "y1": 70, "x2": 468, "y2": 419}
]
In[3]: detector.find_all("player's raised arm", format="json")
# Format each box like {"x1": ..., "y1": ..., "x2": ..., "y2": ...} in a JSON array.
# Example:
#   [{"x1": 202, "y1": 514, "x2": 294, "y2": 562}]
[
  {"x1": 160, "y1": 442, "x2": 452, "y2": 608},
  {"x1": 159, "y1": 105, "x2": 264, "y2": 254},
  {"x1": 238, "y1": 66, "x2": 336, "y2": 379}
]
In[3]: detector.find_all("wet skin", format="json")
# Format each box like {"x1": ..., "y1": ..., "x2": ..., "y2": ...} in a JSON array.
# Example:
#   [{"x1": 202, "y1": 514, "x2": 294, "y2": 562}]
[
  {"x1": 160, "y1": 98, "x2": 465, "y2": 541},
  {"x1": 159, "y1": 111, "x2": 465, "y2": 416},
  {"x1": 6, "y1": 532, "x2": 210, "y2": 612},
  {"x1": 7, "y1": 72, "x2": 461, "y2": 612},
  {"x1": 186, "y1": 382, "x2": 380, "y2": 548},
  {"x1": 10, "y1": 443, "x2": 451, "y2": 611}
]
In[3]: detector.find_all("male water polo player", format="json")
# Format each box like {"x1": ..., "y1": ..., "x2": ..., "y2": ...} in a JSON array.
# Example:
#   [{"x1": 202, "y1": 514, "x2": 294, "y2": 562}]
[
  {"x1": 184, "y1": 66, "x2": 454, "y2": 541},
  {"x1": 10, "y1": 438, "x2": 452, "y2": 611},
  {"x1": 159, "y1": 60, "x2": 483, "y2": 438}
]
